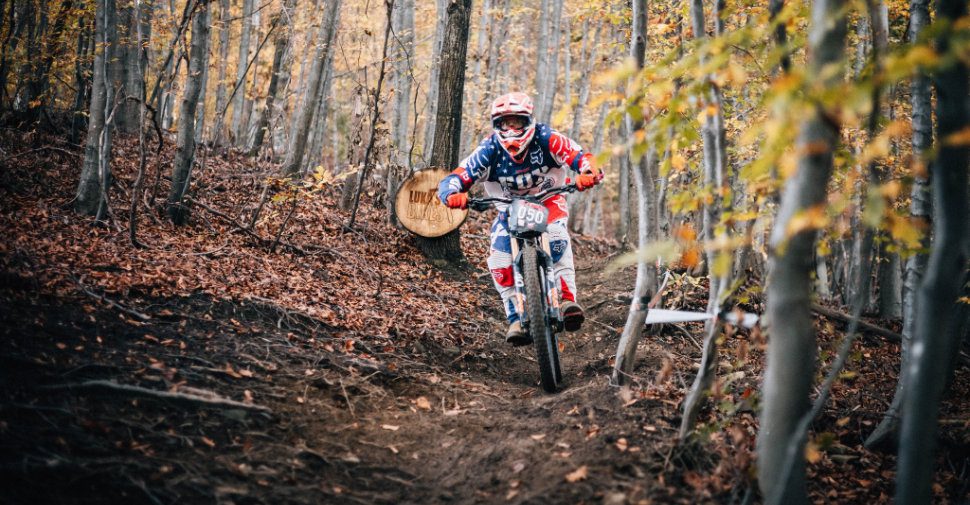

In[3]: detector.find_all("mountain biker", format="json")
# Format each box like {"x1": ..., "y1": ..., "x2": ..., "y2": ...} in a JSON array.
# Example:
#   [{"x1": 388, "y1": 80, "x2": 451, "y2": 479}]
[{"x1": 437, "y1": 92, "x2": 602, "y2": 345}]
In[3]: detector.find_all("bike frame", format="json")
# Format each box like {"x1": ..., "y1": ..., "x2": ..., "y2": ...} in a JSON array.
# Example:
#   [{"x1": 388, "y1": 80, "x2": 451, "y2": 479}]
[{"x1": 468, "y1": 185, "x2": 577, "y2": 333}]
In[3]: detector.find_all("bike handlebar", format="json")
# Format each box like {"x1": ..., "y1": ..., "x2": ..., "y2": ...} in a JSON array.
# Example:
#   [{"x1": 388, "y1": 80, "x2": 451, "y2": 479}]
[{"x1": 467, "y1": 184, "x2": 578, "y2": 212}]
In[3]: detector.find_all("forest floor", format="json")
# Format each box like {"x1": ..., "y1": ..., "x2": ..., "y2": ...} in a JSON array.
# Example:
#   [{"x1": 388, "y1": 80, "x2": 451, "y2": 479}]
[{"x1": 1, "y1": 131, "x2": 969, "y2": 504}]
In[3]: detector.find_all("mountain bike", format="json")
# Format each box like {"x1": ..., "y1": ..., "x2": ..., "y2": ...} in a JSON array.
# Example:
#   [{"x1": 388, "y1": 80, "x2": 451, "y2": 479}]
[{"x1": 468, "y1": 184, "x2": 578, "y2": 393}]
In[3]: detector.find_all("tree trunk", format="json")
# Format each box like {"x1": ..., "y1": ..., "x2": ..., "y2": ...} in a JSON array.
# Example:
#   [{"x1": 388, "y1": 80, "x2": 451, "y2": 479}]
[
  {"x1": 11, "y1": 0, "x2": 37, "y2": 112},
  {"x1": 420, "y1": 0, "x2": 448, "y2": 166},
  {"x1": 534, "y1": 0, "x2": 562, "y2": 123},
  {"x1": 21, "y1": 0, "x2": 73, "y2": 123},
  {"x1": 250, "y1": 0, "x2": 296, "y2": 156},
  {"x1": 484, "y1": 0, "x2": 509, "y2": 103},
  {"x1": 0, "y1": 0, "x2": 25, "y2": 112},
  {"x1": 230, "y1": 0, "x2": 254, "y2": 145},
  {"x1": 895, "y1": 0, "x2": 969, "y2": 500},
  {"x1": 303, "y1": 50, "x2": 335, "y2": 173},
  {"x1": 416, "y1": 0, "x2": 471, "y2": 262},
  {"x1": 166, "y1": 4, "x2": 210, "y2": 225},
  {"x1": 211, "y1": 0, "x2": 230, "y2": 145},
  {"x1": 612, "y1": 0, "x2": 656, "y2": 386},
  {"x1": 114, "y1": 1, "x2": 142, "y2": 133},
  {"x1": 617, "y1": 147, "x2": 630, "y2": 243},
  {"x1": 69, "y1": 17, "x2": 93, "y2": 144},
  {"x1": 756, "y1": 0, "x2": 846, "y2": 503},
  {"x1": 464, "y1": 0, "x2": 489, "y2": 150},
  {"x1": 76, "y1": 0, "x2": 117, "y2": 218},
  {"x1": 680, "y1": 0, "x2": 733, "y2": 439},
  {"x1": 281, "y1": 0, "x2": 342, "y2": 177},
  {"x1": 390, "y1": 0, "x2": 414, "y2": 168},
  {"x1": 865, "y1": 0, "x2": 933, "y2": 449},
  {"x1": 570, "y1": 19, "x2": 599, "y2": 139}
]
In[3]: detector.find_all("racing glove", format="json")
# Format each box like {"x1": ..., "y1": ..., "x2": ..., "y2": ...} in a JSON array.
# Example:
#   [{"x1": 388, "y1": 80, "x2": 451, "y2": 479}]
[
  {"x1": 576, "y1": 171, "x2": 603, "y2": 191},
  {"x1": 445, "y1": 192, "x2": 468, "y2": 209}
]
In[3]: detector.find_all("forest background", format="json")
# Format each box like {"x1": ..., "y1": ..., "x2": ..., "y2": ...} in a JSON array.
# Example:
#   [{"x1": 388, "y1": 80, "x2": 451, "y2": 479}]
[{"x1": 0, "y1": 0, "x2": 968, "y2": 503}]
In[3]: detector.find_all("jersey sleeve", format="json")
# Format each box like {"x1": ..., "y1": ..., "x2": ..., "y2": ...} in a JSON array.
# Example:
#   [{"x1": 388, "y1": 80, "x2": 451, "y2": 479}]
[
  {"x1": 542, "y1": 126, "x2": 595, "y2": 174},
  {"x1": 437, "y1": 136, "x2": 497, "y2": 203}
]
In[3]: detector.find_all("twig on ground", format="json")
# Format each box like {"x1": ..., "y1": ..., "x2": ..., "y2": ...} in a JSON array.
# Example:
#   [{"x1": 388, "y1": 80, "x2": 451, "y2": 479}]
[
  {"x1": 42, "y1": 380, "x2": 272, "y2": 413},
  {"x1": 811, "y1": 304, "x2": 901, "y2": 343},
  {"x1": 74, "y1": 277, "x2": 151, "y2": 321}
]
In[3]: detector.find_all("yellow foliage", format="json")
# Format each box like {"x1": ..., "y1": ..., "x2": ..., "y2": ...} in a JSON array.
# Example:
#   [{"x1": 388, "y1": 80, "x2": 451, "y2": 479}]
[
  {"x1": 888, "y1": 215, "x2": 926, "y2": 250},
  {"x1": 944, "y1": 126, "x2": 970, "y2": 146},
  {"x1": 786, "y1": 205, "x2": 829, "y2": 237},
  {"x1": 671, "y1": 153, "x2": 687, "y2": 171}
]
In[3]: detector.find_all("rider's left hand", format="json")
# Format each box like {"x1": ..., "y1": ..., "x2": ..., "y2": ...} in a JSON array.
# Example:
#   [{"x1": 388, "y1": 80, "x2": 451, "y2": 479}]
[{"x1": 576, "y1": 171, "x2": 603, "y2": 191}]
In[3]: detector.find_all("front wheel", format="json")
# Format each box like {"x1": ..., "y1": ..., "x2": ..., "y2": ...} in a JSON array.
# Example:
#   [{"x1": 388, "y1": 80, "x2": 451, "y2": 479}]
[{"x1": 521, "y1": 244, "x2": 561, "y2": 393}]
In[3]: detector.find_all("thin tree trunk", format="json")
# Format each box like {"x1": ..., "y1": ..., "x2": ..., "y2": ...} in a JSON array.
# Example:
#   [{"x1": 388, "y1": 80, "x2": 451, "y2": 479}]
[
  {"x1": 76, "y1": 0, "x2": 116, "y2": 217},
  {"x1": 865, "y1": 0, "x2": 933, "y2": 449},
  {"x1": 756, "y1": 0, "x2": 846, "y2": 503},
  {"x1": 346, "y1": 0, "x2": 394, "y2": 229},
  {"x1": 250, "y1": 0, "x2": 297, "y2": 155},
  {"x1": 895, "y1": 0, "x2": 969, "y2": 500},
  {"x1": 303, "y1": 50, "x2": 335, "y2": 173},
  {"x1": 465, "y1": 0, "x2": 489, "y2": 150},
  {"x1": 69, "y1": 17, "x2": 92, "y2": 144},
  {"x1": 22, "y1": 0, "x2": 73, "y2": 123},
  {"x1": 612, "y1": 0, "x2": 655, "y2": 386},
  {"x1": 281, "y1": 0, "x2": 341, "y2": 177},
  {"x1": 680, "y1": 0, "x2": 733, "y2": 438},
  {"x1": 211, "y1": 0, "x2": 230, "y2": 145},
  {"x1": 534, "y1": 0, "x2": 562, "y2": 123},
  {"x1": 167, "y1": 4, "x2": 210, "y2": 225},
  {"x1": 0, "y1": 0, "x2": 26, "y2": 111},
  {"x1": 230, "y1": 0, "x2": 254, "y2": 144},
  {"x1": 391, "y1": 0, "x2": 414, "y2": 168},
  {"x1": 421, "y1": 0, "x2": 448, "y2": 165}
]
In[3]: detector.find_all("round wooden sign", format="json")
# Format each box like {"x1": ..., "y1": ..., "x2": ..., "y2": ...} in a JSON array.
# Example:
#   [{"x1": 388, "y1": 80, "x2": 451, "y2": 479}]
[{"x1": 395, "y1": 169, "x2": 468, "y2": 238}]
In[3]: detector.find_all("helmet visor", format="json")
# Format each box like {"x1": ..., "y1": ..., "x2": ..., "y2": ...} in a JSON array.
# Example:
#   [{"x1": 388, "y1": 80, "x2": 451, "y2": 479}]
[{"x1": 493, "y1": 115, "x2": 532, "y2": 133}]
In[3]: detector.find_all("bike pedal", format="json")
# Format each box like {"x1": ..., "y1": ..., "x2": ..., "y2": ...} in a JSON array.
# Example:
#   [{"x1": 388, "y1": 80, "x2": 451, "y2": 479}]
[
  {"x1": 563, "y1": 309, "x2": 585, "y2": 332},
  {"x1": 506, "y1": 333, "x2": 533, "y2": 347}
]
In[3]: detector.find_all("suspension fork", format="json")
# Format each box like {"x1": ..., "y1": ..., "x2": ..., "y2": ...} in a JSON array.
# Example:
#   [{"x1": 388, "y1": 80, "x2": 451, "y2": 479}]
[{"x1": 511, "y1": 234, "x2": 562, "y2": 329}]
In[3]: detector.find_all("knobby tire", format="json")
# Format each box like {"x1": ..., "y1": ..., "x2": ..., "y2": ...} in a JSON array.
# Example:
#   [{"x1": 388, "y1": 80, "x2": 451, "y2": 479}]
[{"x1": 522, "y1": 244, "x2": 560, "y2": 393}]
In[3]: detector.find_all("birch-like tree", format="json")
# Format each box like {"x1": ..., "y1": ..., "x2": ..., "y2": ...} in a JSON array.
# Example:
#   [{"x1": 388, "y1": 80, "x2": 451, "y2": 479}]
[
  {"x1": 757, "y1": 0, "x2": 847, "y2": 502},
  {"x1": 75, "y1": 0, "x2": 118, "y2": 218},
  {"x1": 166, "y1": 3, "x2": 210, "y2": 225},
  {"x1": 895, "y1": 0, "x2": 969, "y2": 500},
  {"x1": 865, "y1": 0, "x2": 932, "y2": 449},
  {"x1": 281, "y1": 0, "x2": 342, "y2": 177},
  {"x1": 612, "y1": 0, "x2": 654, "y2": 386}
]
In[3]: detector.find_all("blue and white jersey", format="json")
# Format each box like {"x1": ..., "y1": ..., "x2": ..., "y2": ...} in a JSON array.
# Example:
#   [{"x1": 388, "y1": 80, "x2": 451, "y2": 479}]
[{"x1": 438, "y1": 124, "x2": 591, "y2": 203}]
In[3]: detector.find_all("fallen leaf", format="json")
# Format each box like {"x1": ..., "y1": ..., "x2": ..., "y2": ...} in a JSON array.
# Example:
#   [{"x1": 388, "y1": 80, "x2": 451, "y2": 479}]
[
  {"x1": 530, "y1": 433, "x2": 546, "y2": 441},
  {"x1": 615, "y1": 438, "x2": 628, "y2": 452},
  {"x1": 565, "y1": 465, "x2": 588, "y2": 483},
  {"x1": 415, "y1": 396, "x2": 431, "y2": 410},
  {"x1": 201, "y1": 436, "x2": 216, "y2": 448}
]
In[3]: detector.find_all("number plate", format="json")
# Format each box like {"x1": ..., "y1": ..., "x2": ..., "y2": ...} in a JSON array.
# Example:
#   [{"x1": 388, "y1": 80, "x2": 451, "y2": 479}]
[{"x1": 508, "y1": 200, "x2": 549, "y2": 235}]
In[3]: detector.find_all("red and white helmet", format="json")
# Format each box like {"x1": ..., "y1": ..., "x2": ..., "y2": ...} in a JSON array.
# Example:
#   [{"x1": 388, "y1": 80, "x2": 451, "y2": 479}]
[{"x1": 491, "y1": 92, "x2": 536, "y2": 163}]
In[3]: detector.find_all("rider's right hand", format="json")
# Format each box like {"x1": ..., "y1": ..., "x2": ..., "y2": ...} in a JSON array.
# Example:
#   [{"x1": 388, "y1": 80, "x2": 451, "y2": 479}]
[{"x1": 445, "y1": 192, "x2": 468, "y2": 210}]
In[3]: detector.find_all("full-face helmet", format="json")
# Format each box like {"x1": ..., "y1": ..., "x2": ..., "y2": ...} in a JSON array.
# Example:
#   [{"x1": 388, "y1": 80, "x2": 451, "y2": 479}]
[{"x1": 490, "y1": 92, "x2": 536, "y2": 163}]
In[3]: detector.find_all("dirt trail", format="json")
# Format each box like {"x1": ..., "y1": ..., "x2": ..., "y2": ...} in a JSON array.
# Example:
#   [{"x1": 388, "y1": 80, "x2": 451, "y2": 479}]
[{"x1": 0, "y1": 249, "x2": 703, "y2": 505}]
